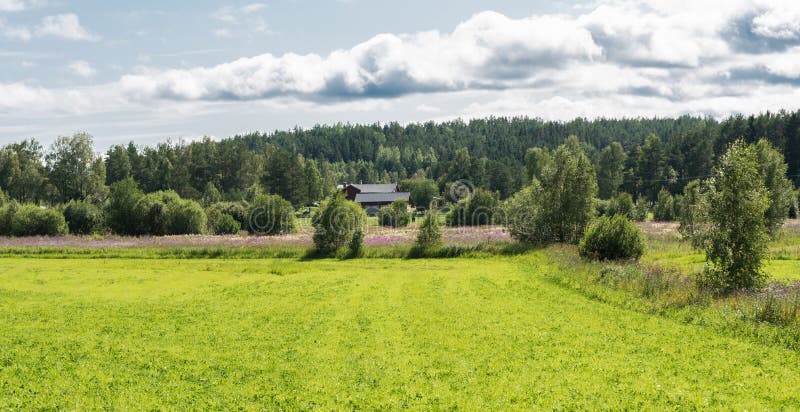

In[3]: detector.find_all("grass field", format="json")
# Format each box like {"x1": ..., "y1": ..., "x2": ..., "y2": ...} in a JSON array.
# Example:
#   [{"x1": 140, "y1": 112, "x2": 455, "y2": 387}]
[
  {"x1": 3, "y1": 253, "x2": 800, "y2": 409},
  {"x1": 642, "y1": 221, "x2": 800, "y2": 281}
]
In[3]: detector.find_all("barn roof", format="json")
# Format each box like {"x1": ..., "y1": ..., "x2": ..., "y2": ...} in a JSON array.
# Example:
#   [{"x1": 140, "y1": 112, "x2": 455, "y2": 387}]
[
  {"x1": 354, "y1": 192, "x2": 410, "y2": 203},
  {"x1": 349, "y1": 183, "x2": 398, "y2": 193}
]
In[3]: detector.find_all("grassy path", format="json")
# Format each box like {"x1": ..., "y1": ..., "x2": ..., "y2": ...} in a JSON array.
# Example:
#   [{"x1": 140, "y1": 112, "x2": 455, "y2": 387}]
[{"x1": 1, "y1": 255, "x2": 800, "y2": 409}]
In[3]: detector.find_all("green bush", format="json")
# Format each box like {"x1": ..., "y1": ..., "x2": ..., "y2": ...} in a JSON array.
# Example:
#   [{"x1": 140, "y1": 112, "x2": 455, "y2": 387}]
[
  {"x1": 504, "y1": 184, "x2": 548, "y2": 243},
  {"x1": 608, "y1": 192, "x2": 635, "y2": 219},
  {"x1": 377, "y1": 200, "x2": 411, "y2": 228},
  {"x1": 133, "y1": 191, "x2": 181, "y2": 236},
  {"x1": 164, "y1": 199, "x2": 206, "y2": 235},
  {"x1": 312, "y1": 192, "x2": 366, "y2": 254},
  {"x1": 653, "y1": 188, "x2": 675, "y2": 221},
  {"x1": 416, "y1": 210, "x2": 442, "y2": 248},
  {"x1": 10, "y1": 204, "x2": 68, "y2": 237},
  {"x1": 579, "y1": 215, "x2": 645, "y2": 261},
  {"x1": 347, "y1": 229, "x2": 365, "y2": 258},
  {"x1": 63, "y1": 200, "x2": 105, "y2": 235},
  {"x1": 0, "y1": 201, "x2": 19, "y2": 236},
  {"x1": 446, "y1": 189, "x2": 498, "y2": 226},
  {"x1": 105, "y1": 178, "x2": 145, "y2": 235},
  {"x1": 247, "y1": 194, "x2": 296, "y2": 235},
  {"x1": 207, "y1": 208, "x2": 240, "y2": 235},
  {"x1": 208, "y1": 201, "x2": 248, "y2": 227}
]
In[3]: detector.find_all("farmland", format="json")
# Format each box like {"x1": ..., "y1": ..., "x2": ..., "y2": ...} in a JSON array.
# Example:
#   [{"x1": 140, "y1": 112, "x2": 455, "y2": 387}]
[{"x1": 2, "y1": 242, "x2": 800, "y2": 409}]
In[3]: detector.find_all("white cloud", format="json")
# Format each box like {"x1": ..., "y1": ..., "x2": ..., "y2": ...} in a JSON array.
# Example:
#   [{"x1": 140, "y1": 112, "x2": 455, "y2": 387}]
[
  {"x1": 36, "y1": 14, "x2": 99, "y2": 41},
  {"x1": 241, "y1": 3, "x2": 267, "y2": 14},
  {"x1": 211, "y1": 3, "x2": 270, "y2": 37},
  {"x1": 0, "y1": 0, "x2": 45, "y2": 12},
  {"x1": 4, "y1": 0, "x2": 800, "y2": 144},
  {"x1": 125, "y1": 11, "x2": 602, "y2": 101},
  {"x1": 0, "y1": 82, "x2": 54, "y2": 111},
  {"x1": 1, "y1": 22, "x2": 31, "y2": 40},
  {"x1": 68, "y1": 60, "x2": 96, "y2": 78},
  {"x1": 751, "y1": 0, "x2": 800, "y2": 39}
]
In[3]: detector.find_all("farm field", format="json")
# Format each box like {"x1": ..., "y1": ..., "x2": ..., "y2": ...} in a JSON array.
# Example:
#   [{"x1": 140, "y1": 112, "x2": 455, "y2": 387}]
[{"x1": 2, "y1": 253, "x2": 800, "y2": 409}]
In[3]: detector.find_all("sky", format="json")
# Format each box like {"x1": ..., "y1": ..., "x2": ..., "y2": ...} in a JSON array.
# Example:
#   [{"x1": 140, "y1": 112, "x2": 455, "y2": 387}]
[{"x1": 1, "y1": 0, "x2": 800, "y2": 149}]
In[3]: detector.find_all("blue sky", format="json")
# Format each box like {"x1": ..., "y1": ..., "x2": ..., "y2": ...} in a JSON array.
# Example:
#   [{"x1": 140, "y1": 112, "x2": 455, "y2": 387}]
[{"x1": 1, "y1": 0, "x2": 800, "y2": 149}]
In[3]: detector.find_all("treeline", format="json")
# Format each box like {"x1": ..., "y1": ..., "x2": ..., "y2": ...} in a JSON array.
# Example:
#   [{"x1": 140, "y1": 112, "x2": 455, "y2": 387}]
[{"x1": 0, "y1": 111, "x2": 799, "y2": 236}]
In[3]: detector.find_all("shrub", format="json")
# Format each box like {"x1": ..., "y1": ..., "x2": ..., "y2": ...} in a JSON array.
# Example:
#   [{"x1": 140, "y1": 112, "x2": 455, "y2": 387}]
[
  {"x1": 312, "y1": 192, "x2": 366, "y2": 254},
  {"x1": 133, "y1": 191, "x2": 181, "y2": 236},
  {"x1": 377, "y1": 200, "x2": 411, "y2": 228},
  {"x1": 632, "y1": 197, "x2": 650, "y2": 222},
  {"x1": 653, "y1": 188, "x2": 675, "y2": 221},
  {"x1": 446, "y1": 189, "x2": 498, "y2": 227},
  {"x1": 416, "y1": 210, "x2": 442, "y2": 248},
  {"x1": 208, "y1": 201, "x2": 248, "y2": 227},
  {"x1": 347, "y1": 229, "x2": 365, "y2": 258},
  {"x1": 595, "y1": 198, "x2": 611, "y2": 217},
  {"x1": 505, "y1": 184, "x2": 548, "y2": 243},
  {"x1": 247, "y1": 194, "x2": 296, "y2": 235},
  {"x1": 164, "y1": 199, "x2": 206, "y2": 235},
  {"x1": 579, "y1": 215, "x2": 645, "y2": 261},
  {"x1": 0, "y1": 201, "x2": 19, "y2": 236},
  {"x1": 105, "y1": 177, "x2": 145, "y2": 235},
  {"x1": 608, "y1": 192, "x2": 635, "y2": 219},
  {"x1": 63, "y1": 200, "x2": 105, "y2": 235},
  {"x1": 10, "y1": 204, "x2": 68, "y2": 237},
  {"x1": 207, "y1": 208, "x2": 240, "y2": 235}
]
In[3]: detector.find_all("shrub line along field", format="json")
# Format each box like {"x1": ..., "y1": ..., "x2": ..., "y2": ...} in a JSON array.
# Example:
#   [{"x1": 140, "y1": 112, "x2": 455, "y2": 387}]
[{"x1": 3, "y1": 243, "x2": 800, "y2": 408}]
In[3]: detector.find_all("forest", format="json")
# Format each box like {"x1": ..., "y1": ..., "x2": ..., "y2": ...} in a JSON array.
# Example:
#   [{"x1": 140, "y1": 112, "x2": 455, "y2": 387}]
[{"x1": 0, "y1": 110, "x2": 799, "y2": 237}]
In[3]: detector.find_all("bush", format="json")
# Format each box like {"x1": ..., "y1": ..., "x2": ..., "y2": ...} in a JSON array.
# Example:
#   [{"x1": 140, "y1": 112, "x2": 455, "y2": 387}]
[
  {"x1": 105, "y1": 177, "x2": 145, "y2": 235},
  {"x1": 632, "y1": 197, "x2": 650, "y2": 222},
  {"x1": 10, "y1": 204, "x2": 68, "y2": 237},
  {"x1": 579, "y1": 215, "x2": 645, "y2": 261},
  {"x1": 505, "y1": 184, "x2": 548, "y2": 243},
  {"x1": 416, "y1": 210, "x2": 442, "y2": 248},
  {"x1": 63, "y1": 200, "x2": 105, "y2": 235},
  {"x1": 208, "y1": 201, "x2": 248, "y2": 227},
  {"x1": 0, "y1": 201, "x2": 19, "y2": 236},
  {"x1": 312, "y1": 192, "x2": 366, "y2": 254},
  {"x1": 133, "y1": 191, "x2": 181, "y2": 236},
  {"x1": 608, "y1": 192, "x2": 635, "y2": 219},
  {"x1": 377, "y1": 200, "x2": 411, "y2": 228},
  {"x1": 446, "y1": 189, "x2": 498, "y2": 226},
  {"x1": 347, "y1": 229, "x2": 365, "y2": 258},
  {"x1": 247, "y1": 194, "x2": 296, "y2": 235},
  {"x1": 164, "y1": 199, "x2": 206, "y2": 235},
  {"x1": 653, "y1": 188, "x2": 675, "y2": 221},
  {"x1": 207, "y1": 208, "x2": 241, "y2": 235}
]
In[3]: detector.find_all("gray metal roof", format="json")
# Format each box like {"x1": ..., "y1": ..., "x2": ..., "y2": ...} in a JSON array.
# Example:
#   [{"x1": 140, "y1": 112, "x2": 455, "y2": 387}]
[
  {"x1": 349, "y1": 183, "x2": 398, "y2": 193},
  {"x1": 354, "y1": 192, "x2": 410, "y2": 203}
]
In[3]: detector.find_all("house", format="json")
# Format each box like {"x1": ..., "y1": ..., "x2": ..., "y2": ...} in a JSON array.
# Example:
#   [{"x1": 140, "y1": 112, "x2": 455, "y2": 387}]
[{"x1": 342, "y1": 183, "x2": 411, "y2": 210}]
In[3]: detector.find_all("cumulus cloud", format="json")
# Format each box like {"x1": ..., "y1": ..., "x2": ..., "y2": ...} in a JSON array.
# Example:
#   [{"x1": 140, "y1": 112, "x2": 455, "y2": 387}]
[
  {"x1": 0, "y1": 0, "x2": 46, "y2": 12},
  {"x1": 0, "y1": 83, "x2": 55, "y2": 111},
  {"x1": 4, "y1": 0, "x2": 800, "y2": 133},
  {"x1": 124, "y1": 11, "x2": 602, "y2": 101},
  {"x1": 68, "y1": 60, "x2": 96, "y2": 78},
  {"x1": 115, "y1": 2, "x2": 800, "y2": 105},
  {"x1": 36, "y1": 14, "x2": 99, "y2": 41}
]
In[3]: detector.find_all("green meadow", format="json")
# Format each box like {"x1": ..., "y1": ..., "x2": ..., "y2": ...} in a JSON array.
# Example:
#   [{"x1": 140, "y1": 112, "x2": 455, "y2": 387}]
[{"x1": 3, "y1": 251, "x2": 800, "y2": 409}]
